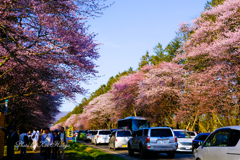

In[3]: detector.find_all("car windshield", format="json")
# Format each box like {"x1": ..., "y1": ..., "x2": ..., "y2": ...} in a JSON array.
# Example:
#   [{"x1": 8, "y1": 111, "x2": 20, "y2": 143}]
[
  {"x1": 99, "y1": 131, "x2": 111, "y2": 135},
  {"x1": 117, "y1": 131, "x2": 131, "y2": 137},
  {"x1": 174, "y1": 131, "x2": 191, "y2": 138},
  {"x1": 151, "y1": 129, "x2": 173, "y2": 137}
]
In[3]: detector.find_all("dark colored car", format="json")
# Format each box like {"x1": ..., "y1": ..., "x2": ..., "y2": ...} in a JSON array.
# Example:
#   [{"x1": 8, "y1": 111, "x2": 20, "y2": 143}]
[{"x1": 192, "y1": 133, "x2": 211, "y2": 156}]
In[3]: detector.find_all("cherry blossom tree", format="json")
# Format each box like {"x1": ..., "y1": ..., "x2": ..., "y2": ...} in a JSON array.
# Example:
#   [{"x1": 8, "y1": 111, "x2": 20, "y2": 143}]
[
  {"x1": 174, "y1": 0, "x2": 240, "y2": 131},
  {"x1": 136, "y1": 62, "x2": 184, "y2": 127},
  {"x1": 111, "y1": 72, "x2": 144, "y2": 117},
  {"x1": 0, "y1": 0, "x2": 111, "y2": 129}
]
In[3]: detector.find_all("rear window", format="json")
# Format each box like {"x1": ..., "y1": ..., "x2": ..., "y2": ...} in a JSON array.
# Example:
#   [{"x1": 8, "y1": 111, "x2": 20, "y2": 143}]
[
  {"x1": 91, "y1": 131, "x2": 98, "y2": 135},
  {"x1": 174, "y1": 131, "x2": 191, "y2": 138},
  {"x1": 99, "y1": 131, "x2": 111, "y2": 135},
  {"x1": 117, "y1": 131, "x2": 131, "y2": 137},
  {"x1": 187, "y1": 132, "x2": 196, "y2": 136},
  {"x1": 89, "y1": 131, "x2": 96, "y2": 134},
  {"x1": 151, "y1": 129, "x2": 173, "y2": 137}
]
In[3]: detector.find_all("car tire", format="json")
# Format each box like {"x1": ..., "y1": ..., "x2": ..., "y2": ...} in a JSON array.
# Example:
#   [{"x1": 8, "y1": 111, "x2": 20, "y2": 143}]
[
  {"x1": 128, "y1": 144, "x2": 134, "y2": 156},
  {"x1": 193, "y1": 148, "x2": 197, "y2": 157},
  {"x1": 167, "y1": 151, "x2": 175, "y2": 158},
  {"x1": 140, "y1": 145, "x2": 146, "y2": 159}
]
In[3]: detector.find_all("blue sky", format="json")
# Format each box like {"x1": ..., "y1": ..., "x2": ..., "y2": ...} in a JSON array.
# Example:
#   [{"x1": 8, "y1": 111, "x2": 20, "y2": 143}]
[{"x1": 60, "y1": 0, "x2": 207, "y2": 111}]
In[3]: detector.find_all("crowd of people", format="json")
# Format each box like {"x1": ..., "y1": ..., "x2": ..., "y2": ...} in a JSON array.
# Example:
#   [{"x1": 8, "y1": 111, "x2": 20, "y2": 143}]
[{"x1": 0, "y1": 126, "x2": 68, "y2": 160}]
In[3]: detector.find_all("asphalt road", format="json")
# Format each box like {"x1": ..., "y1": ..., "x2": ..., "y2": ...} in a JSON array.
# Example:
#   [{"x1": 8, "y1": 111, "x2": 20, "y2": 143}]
[{"x1": 80, "y1": 141, "x2": 194, "y2": 160}]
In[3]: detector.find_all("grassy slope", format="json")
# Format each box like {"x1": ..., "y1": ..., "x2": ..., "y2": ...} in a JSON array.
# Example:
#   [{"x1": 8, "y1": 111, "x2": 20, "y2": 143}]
[{"x1": 65, "y1": 143, "x2": 125, "y2": 160}]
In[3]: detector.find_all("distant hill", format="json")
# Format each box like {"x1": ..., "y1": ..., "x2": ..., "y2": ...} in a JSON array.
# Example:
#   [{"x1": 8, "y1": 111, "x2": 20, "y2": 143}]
[{"x1": 54, "y1": 111, "x2": 69, "y2": 122}]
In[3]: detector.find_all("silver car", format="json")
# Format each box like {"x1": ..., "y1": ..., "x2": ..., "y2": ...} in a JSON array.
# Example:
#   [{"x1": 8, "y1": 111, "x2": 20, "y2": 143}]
[
  {"x1": 91, "y1": 130, "x2": 111, "y2": 145},
  {"x1": 109, "y1": 130, "x2": 131, "y2": 150},
  {"x1": 173, "y1": 129, "x2": 193, "y2": 152},
  {"x1": 128, "y1": 127, "x2": 177, "y2": 159},
  {"x1": 84, "y1": 130, "x2": 97, "y2": 142}
]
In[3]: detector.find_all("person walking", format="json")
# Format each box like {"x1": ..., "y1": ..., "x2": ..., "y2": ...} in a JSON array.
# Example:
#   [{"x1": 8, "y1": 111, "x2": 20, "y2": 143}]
[
  {"x1": 39, "y1": 128, "x2": 45, "y2": 159},
  {"x1": 42, "y1": 128, "x2": 53, "y2": 160},
  {"x1": 59, "y1": 127, "x2": 68, "y2": 160},
  {"x1": 0, "y1": 126, "x2": 19, "y2": 160},
  {"x1": 31, "y1": 128, "x2": 39, "y2": 152},
  {"x1": 19, "y1": 129, "x2": 29, "y2": 160},
  {"x1": 52, "y1": 130, "x2": 60, "y2": 160}
]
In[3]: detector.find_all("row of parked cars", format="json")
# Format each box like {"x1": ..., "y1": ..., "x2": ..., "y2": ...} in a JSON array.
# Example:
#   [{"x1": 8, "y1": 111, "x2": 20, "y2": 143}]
[{"x1": 78, "y1": 126, "x2": 240, "y2": 160}]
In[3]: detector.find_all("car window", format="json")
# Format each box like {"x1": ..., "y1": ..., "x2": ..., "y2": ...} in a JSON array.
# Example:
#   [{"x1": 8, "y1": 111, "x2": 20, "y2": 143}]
[
  {"x1": 117, "y1": 131, "x2": 131, "y2": 137},
  {"x1": 144, "y1": 129, "x2": 149, "y2": 136},
  {"x1": 195, "y1": 135, "x2": 209, "y2": 141},
  {"x1": 204, "y1": 130, "x2": 229, "y2": 147},
  {"x1": 228, "y1": 129, "x2": 240, "y2": 147},
  {"x1": 99, "y1": 131, "x2": 111, "y2": 135},
  {"x1": 137, "y1": 130, "x2": 143, "y2": 137},
  {"x1": 151, "y1": 129, "x2": 173, "y2": 137},
  {"x1": 174, "y1": 131, "x2": 190, "y2": 138},
  {"x1": 92, "y1": 131, "x2": 98, "y2": 135},
  {"x1": 187, "y1": 132, "x2": 196, "y2": 136}
]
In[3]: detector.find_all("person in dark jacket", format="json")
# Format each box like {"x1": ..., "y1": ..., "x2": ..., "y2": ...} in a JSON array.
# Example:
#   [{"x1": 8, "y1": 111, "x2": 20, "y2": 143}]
[
  {"x1": 52, "y1": 131, "x2": 60, "y2": 160},
  {"x1": 0, "y1": 125, "x2": 19, "y2": 160}
]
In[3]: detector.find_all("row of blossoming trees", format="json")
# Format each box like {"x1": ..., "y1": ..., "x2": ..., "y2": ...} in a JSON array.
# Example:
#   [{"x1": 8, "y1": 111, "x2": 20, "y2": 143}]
[{"x1": 52, "y1": 0, "x2": 240, "y2": 132}]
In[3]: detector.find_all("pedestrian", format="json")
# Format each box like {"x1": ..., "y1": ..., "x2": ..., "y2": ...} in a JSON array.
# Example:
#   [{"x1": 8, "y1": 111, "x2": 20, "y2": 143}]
[
  {"x1": 40, "y1": 128, "x2": 45, "y2": 159},
  {"x1": 19, "y1": 129, "x2": 29, "y2": 160},
  {"x1": 59, "y1": 127, "x2": 68, "y2": 160},
  {"x1": 0, "y1": 125, "x2": 19, "y2": 160},
  {"x1": 28, "y1": 130, "x2": 32, "y2": 145},
  {"x1": 31, "y1": 128, "x2": 39, "y2": 152},
  {"x1": 42, "y1": 128, "x2": 53, "y2": 160},
  {"x1": 52, "y1": 130, "x2": 60, "y2": 160}
]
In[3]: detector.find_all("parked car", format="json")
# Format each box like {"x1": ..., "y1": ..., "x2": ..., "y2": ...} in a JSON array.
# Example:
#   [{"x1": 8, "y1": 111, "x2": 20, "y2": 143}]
[
  {"x1": 91, "y1": 130, "x2": 111, "y2": 145},
  {"x1": 84, "y1": 130, "x2": 97, "y2": 142},
  {"x1": 187, "y1": 131, "x2": 198, "y2": 138},
  {"x1": 109, "y1": 130, "x2": 131, "y2": 150},
  {"x1": 192, "y1": 133, "x2": 210, "y2": 156},
  {"x1": 195, "y1": 126, "x2": 240, "y2": 160},
  {"x1": 128, "y1": 127, "x2": 177, "y2": 159},
  {"x1": 173, "y1": 129, "x2": 193, "y2": 152}
]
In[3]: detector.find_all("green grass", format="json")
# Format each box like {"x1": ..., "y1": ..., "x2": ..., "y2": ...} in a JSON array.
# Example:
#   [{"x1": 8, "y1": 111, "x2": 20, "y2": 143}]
[{"x1": 65, "y1": 142, "x2": 126, "y2": 160}]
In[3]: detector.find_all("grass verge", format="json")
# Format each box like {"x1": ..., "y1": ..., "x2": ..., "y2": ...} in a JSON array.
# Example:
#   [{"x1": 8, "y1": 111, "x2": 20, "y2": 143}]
[{"x1": 65, "y1": 142, "x2": 126, "y2": 160}]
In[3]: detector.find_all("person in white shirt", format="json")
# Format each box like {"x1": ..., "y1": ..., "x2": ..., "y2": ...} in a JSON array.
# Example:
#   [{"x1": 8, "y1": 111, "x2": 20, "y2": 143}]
[
  {"x1": 59, "y1": 127, "x2": 68, "y2": 160},
  {"x1": 31, "y1": 128, "x2": 39, "y2": 152},
  {"x1": 41, "y1": 128, "x2": 53, "y2": 160}
]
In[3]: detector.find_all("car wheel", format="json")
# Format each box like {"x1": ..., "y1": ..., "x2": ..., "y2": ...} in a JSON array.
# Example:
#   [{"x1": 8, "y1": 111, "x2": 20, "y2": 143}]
[
  {"x1": 113, "y1": 144, "x2": 117, "y2": 151},
  {"x1": 193, "y1": 148, "x2": 197, "y2": 157},
  {"x1": 167, "y1": 151, "x2": 175, "y2": 158},
  {"x1": 128, "y1": 144, "x2": 134, "y2": 156},
  {"x1": 140, "y1": 145, "x2": 146, "y2": 159},
  {"x1": 95, "y1": 140, "x2": 98, "y2": 146}
]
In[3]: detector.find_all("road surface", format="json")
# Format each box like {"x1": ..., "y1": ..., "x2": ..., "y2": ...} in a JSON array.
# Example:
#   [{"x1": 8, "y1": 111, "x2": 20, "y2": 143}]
[{"x1": 80, "y1": 141, "x2": 195, "y2": 160}]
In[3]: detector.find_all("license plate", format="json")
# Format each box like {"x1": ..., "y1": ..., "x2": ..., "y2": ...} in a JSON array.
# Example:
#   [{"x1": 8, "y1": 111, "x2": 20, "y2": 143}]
[
  {"x1": 158, "y1": 140, "x2": 168, "y2": 144},
  {"x1": 122, "y1": 145, "x2": 127, "y2": 147}
]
